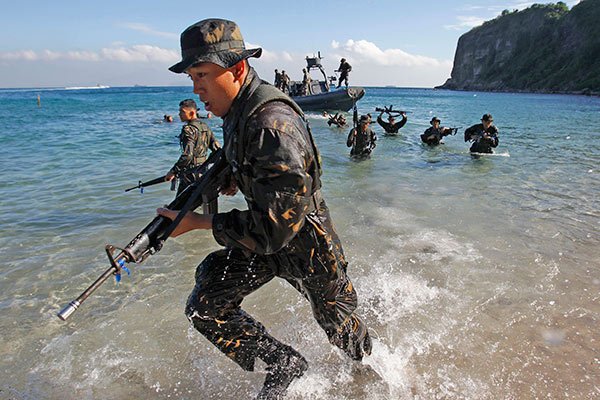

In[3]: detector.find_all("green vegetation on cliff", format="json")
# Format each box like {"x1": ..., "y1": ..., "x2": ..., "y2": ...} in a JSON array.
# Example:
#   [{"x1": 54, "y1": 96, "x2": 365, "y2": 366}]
[{"x1": 439, "y1": 1, "x2": 600, "y2": 94}]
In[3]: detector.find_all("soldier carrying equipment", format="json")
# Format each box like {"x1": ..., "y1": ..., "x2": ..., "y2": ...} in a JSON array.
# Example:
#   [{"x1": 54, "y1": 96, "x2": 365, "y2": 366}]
[
  {"x1": 421, "y1": 116, "x2": 458, "y2": 146},
  {"x1": 375, "y1": 105, "x2": 408, "y2": 135},
  {"x1": 464, "y1": 113, "x2": 499, "y2": 153}
]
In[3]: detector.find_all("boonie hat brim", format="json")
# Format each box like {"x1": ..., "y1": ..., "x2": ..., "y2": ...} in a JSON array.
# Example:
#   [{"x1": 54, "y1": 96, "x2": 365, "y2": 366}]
[{"x1": 169, "y1": 47, "x2": 262, "y2": 73}]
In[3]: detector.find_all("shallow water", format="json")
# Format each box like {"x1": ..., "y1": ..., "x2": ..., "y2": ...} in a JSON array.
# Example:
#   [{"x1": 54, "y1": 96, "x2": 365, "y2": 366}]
[{"x1": 0, "y1": 86, "x2": 599, "y2": 399}]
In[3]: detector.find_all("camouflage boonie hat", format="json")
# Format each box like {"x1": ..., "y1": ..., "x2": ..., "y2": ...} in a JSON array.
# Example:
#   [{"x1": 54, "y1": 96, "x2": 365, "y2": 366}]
[{"x1": 169, "y1": 18, "x2": 262, "y2": 73}]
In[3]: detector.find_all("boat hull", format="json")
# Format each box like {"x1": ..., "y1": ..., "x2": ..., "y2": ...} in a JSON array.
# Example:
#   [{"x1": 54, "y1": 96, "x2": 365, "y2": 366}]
[{"x1": 292, "y1": 87, "x2": 365, "y2": 112}]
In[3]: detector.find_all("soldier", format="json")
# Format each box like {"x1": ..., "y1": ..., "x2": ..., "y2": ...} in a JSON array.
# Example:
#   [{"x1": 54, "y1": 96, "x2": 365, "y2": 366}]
[
  {"x1": 347, "y1": 114, "x2": 377, "y2": 158},
  {"x1": 327, "y1": 112, "x2": 347, "y2": 128},
  {"x1": 157, "y1": 19, "x2": 371, "y2": 400},
  {"x1": 376, "y1": 110, "x2": 407, "y2": 135},
  {"x1": 274, "y1": 69, "x2": 282, "y2": 90},
  {"x1": 421, "y1": 116, "x2": 457, "y2": 145},
  {"x1": 165, "y1": 99, "x2": 220, "y2": 195},
  {"x1": 335, "y1": 58, "x2": 352, "y2": 88},
  {"x1": 464, "y1": 113, "x2": 499, "y2": 153},
  {"x1": 301, "y1": 68, "x2": 312, "y2": 95},
  {"x1": 280, "y1": 70, "x2": 290, "y2": 94}
]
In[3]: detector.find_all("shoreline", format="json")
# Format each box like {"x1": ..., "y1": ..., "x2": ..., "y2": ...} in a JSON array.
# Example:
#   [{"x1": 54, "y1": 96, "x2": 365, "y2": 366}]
[{"x1": 434, "y1": 84, "x2": 600, "y2": 98}]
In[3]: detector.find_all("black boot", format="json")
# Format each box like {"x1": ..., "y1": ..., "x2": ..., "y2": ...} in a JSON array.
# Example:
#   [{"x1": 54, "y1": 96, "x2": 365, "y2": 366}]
[{"x1": 256, "y1": 337, "x2": 308, "y2": 400}]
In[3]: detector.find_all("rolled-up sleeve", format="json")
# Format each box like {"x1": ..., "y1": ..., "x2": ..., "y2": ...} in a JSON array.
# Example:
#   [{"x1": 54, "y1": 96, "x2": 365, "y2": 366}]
[{"x1": 213, "y1": 124, "x2": 315, "y2": 254}]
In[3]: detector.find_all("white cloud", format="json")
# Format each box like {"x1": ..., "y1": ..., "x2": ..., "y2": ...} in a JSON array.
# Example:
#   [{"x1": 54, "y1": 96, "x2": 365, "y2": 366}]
[
  {"x1": 120, "y1": 22, "x2": 178, "y2": 39},
  {"x1": 66, "y1": 51, "x2": 101, "y2": 62},
  {"x1": 101, "y1": 45, "x2": 178, "y2": 62},
  {"x1": 444, "y1": 16, "x2": 486, "y2": 30},
  {"x1": 0, "y1": 50, "x2": 38, "y2": 61},
  {"x1": 330, "y1": 39, "x2": 451, "y2": 68},
  {"x1": 0, "y1": 45, "x2": 178, "y2": 63}
]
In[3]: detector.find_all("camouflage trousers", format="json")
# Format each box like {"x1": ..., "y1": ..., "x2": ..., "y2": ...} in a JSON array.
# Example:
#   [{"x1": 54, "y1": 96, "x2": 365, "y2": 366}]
[{"x1": 185, "y1": 211, "x2": 371, "y2": 371}]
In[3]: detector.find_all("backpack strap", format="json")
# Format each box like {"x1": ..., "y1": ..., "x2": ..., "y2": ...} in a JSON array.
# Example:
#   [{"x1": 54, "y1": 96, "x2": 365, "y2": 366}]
[{"x1": 238, "y1": 82, "x2": 323, "y2": 177}]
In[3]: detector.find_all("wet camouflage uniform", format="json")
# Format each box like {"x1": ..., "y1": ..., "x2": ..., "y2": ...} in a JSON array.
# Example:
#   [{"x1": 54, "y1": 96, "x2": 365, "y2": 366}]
[
  {"x1": 347, "y1": 123, "x2": 377, "y2": 158},
  {"x1": 280, "y1": 72, "x2": 290, "y2": 94},
  {"x1": 170, "y1": 119, "x2": 220, "y2": 195},
  {"x1": 421, "y1": 126, "x2": 454, "y2": 145},
  {"x1": 376, "y1": 113, "x2": 407, "y2": 134},
  {"x1": 185, "y1": 67, "x2": 371, "y2": 372},
  {"x1": 274, "y1": 70, "x2": 282, "y2": 90},
  {"x1": 301, "y1": 69, "x2": 312, "y2": 96},
  {"x1": 464, "y1": 123, "x2": 499, "y2": 153}
]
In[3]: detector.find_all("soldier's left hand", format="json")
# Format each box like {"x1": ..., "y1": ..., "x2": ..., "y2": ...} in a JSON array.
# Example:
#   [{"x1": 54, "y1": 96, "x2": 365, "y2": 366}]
[{"x1": 220, "y1": 177, "x2": 238, "y2": 196}]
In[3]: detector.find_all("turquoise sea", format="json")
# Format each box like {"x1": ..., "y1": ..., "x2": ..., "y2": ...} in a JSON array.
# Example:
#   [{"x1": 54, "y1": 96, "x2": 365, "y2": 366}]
[{"x1": 0, "y1": 85, "x2": 599, "y2": 400}]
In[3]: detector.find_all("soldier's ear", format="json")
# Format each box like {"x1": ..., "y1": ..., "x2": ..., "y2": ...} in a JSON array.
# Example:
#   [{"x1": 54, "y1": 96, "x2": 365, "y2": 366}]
[{"x1": 230, "y1": 60, "x2": 247, "y2": 81}]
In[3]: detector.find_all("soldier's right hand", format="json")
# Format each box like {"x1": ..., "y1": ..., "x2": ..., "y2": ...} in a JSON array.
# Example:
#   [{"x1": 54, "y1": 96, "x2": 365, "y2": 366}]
[{"x1": 165, "y1": 172, "x2": 176, "y2": 182}]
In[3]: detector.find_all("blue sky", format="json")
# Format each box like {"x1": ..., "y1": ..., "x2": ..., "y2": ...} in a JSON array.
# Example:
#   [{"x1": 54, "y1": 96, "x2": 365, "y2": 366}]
[{"x1": 0, "y1": 0, "x2": 580, "y2": 88}]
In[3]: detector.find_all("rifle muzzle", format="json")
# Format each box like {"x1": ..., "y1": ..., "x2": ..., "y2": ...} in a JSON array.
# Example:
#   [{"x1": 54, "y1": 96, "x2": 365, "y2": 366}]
[{"x1": 57, "y1": 300, "x2": 81, "y2": 321}]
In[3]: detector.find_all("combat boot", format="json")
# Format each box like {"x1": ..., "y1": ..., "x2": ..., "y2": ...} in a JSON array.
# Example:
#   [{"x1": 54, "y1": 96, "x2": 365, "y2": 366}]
[{"x1": 255, "y1": 338, "x2": 308, "y2": 400}]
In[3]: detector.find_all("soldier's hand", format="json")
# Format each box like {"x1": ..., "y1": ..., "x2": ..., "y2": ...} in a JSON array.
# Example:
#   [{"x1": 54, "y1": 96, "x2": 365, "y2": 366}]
[
  {"x1": 156, "y1": 207, "x2": 211, "y2": 237},
  {"x1": 165, "y1": 172, "x2": 176, "y2": 182},
  {"x1": 220, "y1": 177, "x2": 238, "y2": 196}
]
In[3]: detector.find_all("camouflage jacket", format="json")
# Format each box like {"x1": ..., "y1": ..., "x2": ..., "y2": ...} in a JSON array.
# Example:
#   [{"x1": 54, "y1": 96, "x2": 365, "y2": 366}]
[
  {"x1": 170, "y1": 120, "x2": 220, "y2": 175},
  {"x1": 376, "y1": 114, "x2": 407, "y2": 134},
  {"x1": 212, "y1": 68, "x2": 324, "y2": 255}
]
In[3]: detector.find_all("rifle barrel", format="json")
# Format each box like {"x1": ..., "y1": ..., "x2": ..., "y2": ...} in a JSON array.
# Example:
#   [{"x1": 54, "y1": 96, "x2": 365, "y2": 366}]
[
  {"x1": 125, "y1": 176, "x2": 167, "y2": 192},
  {"x1": 57, "y1": 148, "x2": 227, "y2": 321},
  {"x1": 57, "y1": 253, "x2": 126, "y2": 320}
]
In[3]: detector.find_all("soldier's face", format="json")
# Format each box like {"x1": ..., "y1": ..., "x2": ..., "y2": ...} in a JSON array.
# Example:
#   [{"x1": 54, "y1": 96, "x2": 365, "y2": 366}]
[
  {"x1": 433, "y1": 121, "x2": 440, "y2": 128},
  {"x1": 178, "y1": 107, "x2": 194, "y2": 122},
  {"x1": 186, "y1": 62, "x2": 245, "y2": 117}
]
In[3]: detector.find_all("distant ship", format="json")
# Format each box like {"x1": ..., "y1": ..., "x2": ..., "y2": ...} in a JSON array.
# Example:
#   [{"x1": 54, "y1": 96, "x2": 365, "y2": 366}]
[{"x1": 288, "y1": 52, "x2": 364, "y2": 112}]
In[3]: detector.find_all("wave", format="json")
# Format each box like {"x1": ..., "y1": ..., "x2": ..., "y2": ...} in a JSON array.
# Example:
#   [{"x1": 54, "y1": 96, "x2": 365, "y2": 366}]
[{"x1": 64, "y1": 85, "x2": 110, "y2": 90}]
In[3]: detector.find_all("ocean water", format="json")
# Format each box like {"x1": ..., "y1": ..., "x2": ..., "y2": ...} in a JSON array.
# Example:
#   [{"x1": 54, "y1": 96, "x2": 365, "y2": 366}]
[{"x1": 0, "y1": 85, "x2": 598, "y2": 400}]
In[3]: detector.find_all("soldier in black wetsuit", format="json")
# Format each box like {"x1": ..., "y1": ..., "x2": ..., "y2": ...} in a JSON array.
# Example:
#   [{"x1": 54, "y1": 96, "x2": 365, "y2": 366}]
[
  {"x1": 421, "y1": 116, "x2": 457, "y2": 145},
  {"x1": 158, "y1": 19, "x2": 371, "y2": 400},
  {"x1": 376, "y1": 110, "x2": 407, "y2": 135},
  {"x1": 464, "y1": 113, "x2": 499, "y2": 153}
]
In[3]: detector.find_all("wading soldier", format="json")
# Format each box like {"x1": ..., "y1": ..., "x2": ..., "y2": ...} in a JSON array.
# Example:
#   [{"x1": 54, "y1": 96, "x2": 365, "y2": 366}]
[
  {"x1": 376, "y1": 110, "x2": 407, "y2": 135},
  {"x1": 464, "y1": 113, "x2": 499, "y2": 153},
  {"x1": 158, "y1": 18, "x2": 371, "y2": 400},
  {"x1": 165, "y1": 98, "x2": 220, "y2": 195},
  {"x1": 347, "y1": 114, "x2": 377, "y2": 159},
  {"x1": 421, "y1": 116, "x2": 457, "y2": 145}
]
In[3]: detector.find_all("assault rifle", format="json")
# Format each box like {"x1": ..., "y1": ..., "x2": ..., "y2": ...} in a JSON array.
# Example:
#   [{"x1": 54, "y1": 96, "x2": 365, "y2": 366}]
[
  {"x1": 57, "y1": 148, "x2": 229, "y2": 321},
  {"x1": 125, "y1": 176, "x2": 176, "y2": 193},
  {"x1": 375, "y1": 105, "x2": 408, "y2": 116}
]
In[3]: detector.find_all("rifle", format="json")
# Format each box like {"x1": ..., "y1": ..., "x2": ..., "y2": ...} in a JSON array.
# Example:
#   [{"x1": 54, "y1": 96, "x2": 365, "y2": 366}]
[
  {"x1": 375, "y1": 105, "x2": 408, "y2": 116},
  {"x1": 124, "y1": 175, "x2": 176, "y2": 193},
  {"x1": 57, "y1": 148, "x2": 229, "y2": 321}
]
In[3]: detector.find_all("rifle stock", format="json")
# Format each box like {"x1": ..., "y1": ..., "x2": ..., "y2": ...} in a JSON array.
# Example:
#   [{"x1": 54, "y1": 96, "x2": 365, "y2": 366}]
[{"x1": 57, "y1": 149, "x2": 228, "y2": 321}]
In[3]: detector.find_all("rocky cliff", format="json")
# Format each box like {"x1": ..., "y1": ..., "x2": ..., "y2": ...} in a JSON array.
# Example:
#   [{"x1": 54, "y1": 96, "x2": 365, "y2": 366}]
[{"x1": 438, "y1": 1, "x2": 600, "y2": 95}]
